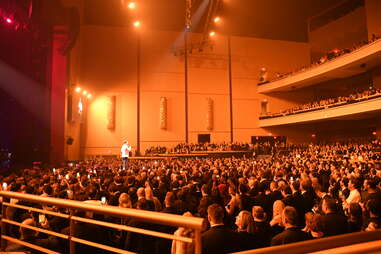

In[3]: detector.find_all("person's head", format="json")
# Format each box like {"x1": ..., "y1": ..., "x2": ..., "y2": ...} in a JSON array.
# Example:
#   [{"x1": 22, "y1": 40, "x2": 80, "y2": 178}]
[
  {"x1": 348, "y1": 203, "x2": 362, "y2": 222},
  {"x1": 235, "y1": 210, "x2": 254, "y2": 233},
  {"x1": 309, "y1": 214, "x2": 324, "y2": 235},
  {"x1": 252, "y1": 206, "x2": 266, "y2": 222},
  {"x1": 282, "y1": 206, "x2": 298, "y2": 228},
  {"x1": 366, "y1": 199, "x2": 381, "y2": 217},
  {"x1": 136, "y1": 198, "x2": 148, "y2": 210},
  {"x1": 119, "y1": 193, "x2": 132, "y2": 208},
  {"x1": 322, "y1": 197, "x2": 337, "y2": 214},
  {"x1": 273, "y1": 200, "x2": 285, "y2": 218},
  {"x1": 137, "y1": 187, "x2": 145, "y2": 199},
  {"x1": 364, "y1": 178, "x2": 377, "y2": 191},
  {"x1": 207, "y1": 203, "x2": 224, "y2": 225},
  {"x1": 165, "y1": 191, "x2": 175, "y2": 208},
  {"x1": 300, "y1": 178, "x2": 312, "y2": 192},
  {"x1": 349, "y1": 177, "x2": 361, "y2": 190},
  {"x1": 20, "y1": 218, "x2": 37, "y2": 239}
]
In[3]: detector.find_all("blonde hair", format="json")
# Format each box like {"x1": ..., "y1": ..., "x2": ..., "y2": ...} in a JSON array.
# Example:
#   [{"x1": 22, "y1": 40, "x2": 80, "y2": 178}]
[{"x1": 239, "y1": 210, "x2": 255, "y2": 234}]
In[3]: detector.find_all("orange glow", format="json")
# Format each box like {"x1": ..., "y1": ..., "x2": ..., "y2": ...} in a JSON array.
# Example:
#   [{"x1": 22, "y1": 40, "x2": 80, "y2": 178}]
[
  {"x1": 83, "y1": 90, "x2": 88, "y2": 95},
  {"x1": 133, "y1": 21, "x2": 141, "y2": 28},
  {"x1": 128, "y1": 2, "x2": 136, "y2": 9},
  {"x1": 209, "y1": 31, "x2": 216, "y2": 37},
  {"x1": 311, "y1": 134, "x2": 316, "y2": 138},
  {"x1": 75, "y1": 87, "x2": 81, "y2": 93},
  {"x1": 214, "y1": 17, "x2": 221, "y2": 23},
  {"x1": 87, "y1": 94, "x2": 92, "y2": 99},
  {"x1": 372, "y1": 131, "x2": 377, "y2": 136}
]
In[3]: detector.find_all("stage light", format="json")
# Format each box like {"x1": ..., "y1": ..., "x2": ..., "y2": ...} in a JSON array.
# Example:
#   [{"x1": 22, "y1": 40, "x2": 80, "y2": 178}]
[
  {"x1": 372, "y1": 131, "x2": 377, "y2": 136},
  {"x1": 311, "y1": 134, "x2": 316, "y2": 138},
  {"x1": 75, "y1": 87, "x2": 81, "y2": 93},
  {"x1": 214, "y1": 17, "x2": 221, "y2": 23},
  {"x1": 128, "y1": 2, "x2": 136, "y2": 9},
  {"x1": 83, "y1": 90, "x2": 88, "y2": 95},
  {"x1": 209, "y1": 31, "x2": 216, "y2": 37},
  {"x1": 133, "y1": 21, "x2": 141, "y2": 28},
  {"x1": 5, "y1": 18, "x2": 12, "y2": 24},
  {"x1": 87, "y1": 94, "x2": 92, "y2": 99}
]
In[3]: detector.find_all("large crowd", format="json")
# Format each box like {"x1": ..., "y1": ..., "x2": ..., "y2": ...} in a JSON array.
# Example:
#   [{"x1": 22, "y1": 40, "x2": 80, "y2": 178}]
[
  {"x1": 259, "y1": 33, "x2": 381, "y2": 84},
  {"x1": 1, "y1": 139, "x2": 381, "y2": 253},
  {"x1": 145, "y1": 142, "x2": 252, "y2": 155},
  {"x1": 260, "y1": 87, "x2": 381, "y2": 119}
]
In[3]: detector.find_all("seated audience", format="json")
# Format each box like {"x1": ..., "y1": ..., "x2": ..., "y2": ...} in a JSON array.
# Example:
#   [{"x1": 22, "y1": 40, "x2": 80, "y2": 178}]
[{"x1": 271, "y1": 206, "x2": 311, "y2": 246}]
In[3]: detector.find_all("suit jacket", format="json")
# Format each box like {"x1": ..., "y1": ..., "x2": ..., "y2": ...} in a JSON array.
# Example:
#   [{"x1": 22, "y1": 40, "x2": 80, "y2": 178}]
[
  {"x1": 124, "y1": 219, "x2": 158, "y2": 254},
  {"x1": 271, "y1": 227, "x2": 311, "y2": 246},
  {"x1": 321, "y1": 212, "x2": 348, "y2": 237},
  {"x1": 202, "y1": 225, "x2": 241, "y2": 254},
  {"x1": 301, "y1": 190, "x2": 316, "y2": 214},
  {"x1": 236, "y1": 231, "x2": 260, "y2": 251}
]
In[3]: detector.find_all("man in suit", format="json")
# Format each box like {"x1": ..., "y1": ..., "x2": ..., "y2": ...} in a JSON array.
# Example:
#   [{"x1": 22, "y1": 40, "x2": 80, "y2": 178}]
[
  {"x1": 202, "y1": 204, "x2": 240, "y2": 254},
  {"x1": 271, "y1": 206, "x2": 311, "y2": 246},
  {"x1": 321, "y1": 196, "x2": 348, "y2": 236}
]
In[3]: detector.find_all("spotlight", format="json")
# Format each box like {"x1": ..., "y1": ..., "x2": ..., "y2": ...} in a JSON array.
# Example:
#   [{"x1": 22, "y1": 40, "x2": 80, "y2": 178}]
[
  {"x1": 87, "y1": 94, "x2": 92, "y2": 99},
  {"x1": 75, "y1": 87, "x2": 81, "y2": 93},
  {"x1": 128, "y1": 2, "x2": 136, "y2": 9},
  {"x1": 5, "y1": 18, "x2": 12, "y2": 24},
  {"x1": 133, "y1": 21, "x2": 141, "y2": 28},
  {"x1": 214, "y1": 17, "x2": 221, "y2": 23},
  {"x1": 209, "y1": 31, "x2": 216, "y2": 37},
  {"x1": 83, "y1": 90, "x2": 88, "y2": 95},
  {"x1": 372, "y1": 131, "x2": 377, "y2": 136}
]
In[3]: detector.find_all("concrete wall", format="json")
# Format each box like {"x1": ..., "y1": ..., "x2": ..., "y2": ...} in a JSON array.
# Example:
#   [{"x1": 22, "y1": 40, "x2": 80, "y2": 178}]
[
  {"x1": 309, "y1": 6, "x2": 368, "y2": 62},
  {"x1": 365, "y1": 0, "x2": 381, "y2": 40},
  {"x1": 65, "y1": 26, "x2": 310, "y2": 158}
]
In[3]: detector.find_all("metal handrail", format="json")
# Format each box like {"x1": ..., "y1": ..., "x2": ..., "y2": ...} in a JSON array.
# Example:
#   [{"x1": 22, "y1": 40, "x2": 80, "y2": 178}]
[
  {"x1": 233, "y1": 230, "x2": 381, "y2": 254},
  {"x1": 0, "y1": 191, "x2": 204, "y2": 254}
]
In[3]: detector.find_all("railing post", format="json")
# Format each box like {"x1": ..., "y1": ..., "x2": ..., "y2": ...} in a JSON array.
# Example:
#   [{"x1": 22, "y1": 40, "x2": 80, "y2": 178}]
[
  {"x1": 194, "y1": 229, "x2": 201, "y2": 254},
  {"x1": 69, "y1": 209, "x2": 75, "y2": 254},
  {"x1": 0, "y1": 197, "x2": 6, "y2": 250}
]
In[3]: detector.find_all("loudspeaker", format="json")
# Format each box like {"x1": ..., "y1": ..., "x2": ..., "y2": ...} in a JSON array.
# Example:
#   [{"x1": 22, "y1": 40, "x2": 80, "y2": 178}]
[
  {"x1": 66, "y1": 137, "x2": 74, "y2": 145},
  {"x1": 198, "y1": 134, "x2": 210, "y2": 143}
]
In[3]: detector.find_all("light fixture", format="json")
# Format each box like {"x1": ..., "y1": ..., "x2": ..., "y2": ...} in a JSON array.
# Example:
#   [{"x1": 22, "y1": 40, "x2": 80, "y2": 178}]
[
  {"x1": 209, "y1": 31, "x2": 216, "y2": 37},
  {"x1": 83, "y1": 90, "x2": 88, "y2": 95},
  {"x1": 214, "y1": 17, "x2": 221, "y2": 23},
  {"x1": 75, "y1": 87, "x2": 81, "y2": 93},
  {"x1": 87, "y1": 94, "x2": 92, "y2": 99},
  {"x1": 5, "y1": 18, "x2": 12, "y2": 24},
  {"x1": 128, "y1": 2, "x2": 136, "y2": 9},
  {"x1": 133, "y1": 20, "x2": 141, "y2": 28}
]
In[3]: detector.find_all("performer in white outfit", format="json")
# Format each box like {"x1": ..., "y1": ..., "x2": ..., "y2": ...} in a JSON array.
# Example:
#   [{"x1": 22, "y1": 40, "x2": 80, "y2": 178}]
[{"x1": 121, "y1": 140, "x2": 132, "y2": 170}]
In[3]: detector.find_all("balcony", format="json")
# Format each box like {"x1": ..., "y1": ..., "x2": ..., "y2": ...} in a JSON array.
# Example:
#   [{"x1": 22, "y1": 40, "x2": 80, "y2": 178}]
[
  {"x1": 259, "y1": 95, "x2": 381, "y2": 127},
  {"x1": 258, "y1": 39, "x2": 381, "y2": 94}
]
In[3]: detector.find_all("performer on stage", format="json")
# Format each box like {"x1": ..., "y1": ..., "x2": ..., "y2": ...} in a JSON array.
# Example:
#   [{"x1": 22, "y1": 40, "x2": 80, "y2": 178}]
[{"x1": 121, "y1": 140, "x2": 132, "y2": 170}]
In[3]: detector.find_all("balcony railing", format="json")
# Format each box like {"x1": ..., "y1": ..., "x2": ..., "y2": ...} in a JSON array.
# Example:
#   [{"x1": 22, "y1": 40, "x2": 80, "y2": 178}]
[{"x1": 0, "y1": 191, "x2": 204, "y2": 254}]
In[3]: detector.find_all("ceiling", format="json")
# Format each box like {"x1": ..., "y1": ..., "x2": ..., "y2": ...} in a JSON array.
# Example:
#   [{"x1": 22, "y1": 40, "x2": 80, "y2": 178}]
[{"x1": 82, "y1": 0, "x2": 345, "y2": 42}]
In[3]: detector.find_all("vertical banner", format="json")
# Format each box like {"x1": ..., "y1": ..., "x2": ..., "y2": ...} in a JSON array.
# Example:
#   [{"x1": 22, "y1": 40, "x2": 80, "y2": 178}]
[
  {"x1": 160, "y1": 97, "x2": 167, "y2": 130},
  {"x1": 206, "y1": 97, "x2": 213, "y2": 131},
  {"x1": 107, "y1": 95, "x2": 116, "y2": 130}
]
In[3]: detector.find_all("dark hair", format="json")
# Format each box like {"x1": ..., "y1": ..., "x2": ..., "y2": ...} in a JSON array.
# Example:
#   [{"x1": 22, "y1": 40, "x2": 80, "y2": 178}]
[
  {"x1": 323, "y1": 197, "x2": 337, "y2": 212},
  {"x1": 366, "y1": 199, "x2": 381, "y2": 216}
]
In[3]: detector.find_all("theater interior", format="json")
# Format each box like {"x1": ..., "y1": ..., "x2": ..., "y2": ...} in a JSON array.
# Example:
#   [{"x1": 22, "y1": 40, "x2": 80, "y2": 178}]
[{"x1": 0, "y1": 0, "x2": 381, "y2": 253}]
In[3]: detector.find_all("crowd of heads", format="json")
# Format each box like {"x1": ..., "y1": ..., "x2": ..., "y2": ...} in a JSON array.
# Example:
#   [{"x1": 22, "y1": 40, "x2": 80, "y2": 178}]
[
  {"x1": 261, "y1": 86, "x2": 381, "y2": 119},
  {"x1": 2, "y1": 138, "x2": 381, "y2": 253},
  {"x1": 262, "y1": 33, "x2": 381, "y2": 84},
  {"x1": 145, "y1": 142, "x2": 252, "y2": 155}
]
